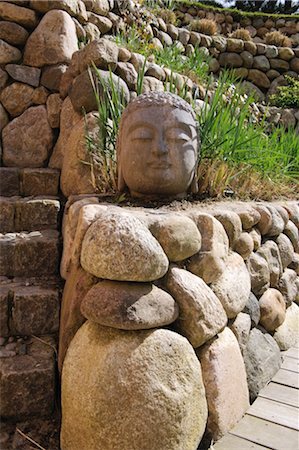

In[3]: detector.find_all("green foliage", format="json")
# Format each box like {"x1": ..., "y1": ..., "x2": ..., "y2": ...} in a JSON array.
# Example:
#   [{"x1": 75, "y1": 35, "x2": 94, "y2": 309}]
[{"x1": 270, "y1": 76, "x2": 299, "y2": 109}]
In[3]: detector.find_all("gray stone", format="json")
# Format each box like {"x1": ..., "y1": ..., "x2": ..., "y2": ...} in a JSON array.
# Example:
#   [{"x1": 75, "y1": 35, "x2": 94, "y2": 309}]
[
  {"x1": 230, "y1": 312, "x2": 251, "y2": 354},
  {"x1": 240, "y1": 50, "x2": 253, "y2": 68},
  {"x1": 61, "y1": 324, "x2": 208, "y2": 450},
  {"x1": 166, "y1": 267, "x2": 227, "y2": 348},
  {"x1": 257, "y1": 240, "x2": 283, "y2": 288},
  {"x1": 81, "y1": 281, "x2": 178, "y2": 329},
  {"x1": 277, "y1": 268, "x2": 297, "y2": 307},
  {"x1": 2, "y1": 106, "x2": 53, "y2": 168},
  {"x1": 81, "y1": 210, "x2": 169, "y2": 282},
  {"x1": 273, "y1": 302, "x2": 299, "y2": 350},
  {"x1": 275, "y1": 233, "x2": 294, "y2": 269},
  {"x1": 219, "y1": 52, "x2": 243, "y2": 68},
  {"x1": 253, "y1": 55, "x2": 270, "y2": 71},
  {"x1": 242, "y1": 292, "x2": 260, "y2": 328},
  {"x1": 265, "y1": 45, "x2": 278, "y2": 58},
  {"x1": 116, "y1": 61, "x2": 138, "y2": 90},
  {"x1": 246, "y1": 251, "x2": 270, "y2": 296},
  {"x1": 243, "y1": 328, "x2": 281, "y2": 401},
  {"x1": 284, "y1": 220, "x2": 299, "y2": 252},
  {"x1": 5, "y1": 64, "x2": 40, "y2": 87},
  {"x1": 211, "y1": 252, "x2": 251, "y2": 319}
]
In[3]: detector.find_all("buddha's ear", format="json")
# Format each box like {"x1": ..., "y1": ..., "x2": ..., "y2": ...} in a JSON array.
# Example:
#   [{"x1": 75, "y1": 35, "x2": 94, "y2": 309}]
[{"x1": 191, "y1": 171, "x2": 198, "y2": 194}]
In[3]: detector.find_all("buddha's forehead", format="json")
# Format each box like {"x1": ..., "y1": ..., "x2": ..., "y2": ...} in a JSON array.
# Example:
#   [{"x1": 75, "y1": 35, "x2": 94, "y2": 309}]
[{"x1": 124, "y1": 105, "x2": 196, "y2": 129}]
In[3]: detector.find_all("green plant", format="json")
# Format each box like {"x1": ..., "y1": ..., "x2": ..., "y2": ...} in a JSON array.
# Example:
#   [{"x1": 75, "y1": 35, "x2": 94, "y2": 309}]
[
  {"x1": 190, "y1": 18, "x2": 218, "y2": 35},
  {"x1": 230, "y1": 28, "x2": 252, "y2": 41},
  {"x1": 270, "y1": 76, "x2": 299, "y2": 108},
  {"x1": 265, "y1": 30, "x2": 292, "y2": 47}
]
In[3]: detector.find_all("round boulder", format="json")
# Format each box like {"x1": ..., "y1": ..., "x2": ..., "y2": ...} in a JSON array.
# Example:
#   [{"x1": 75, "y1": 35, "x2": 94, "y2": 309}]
[
  {"x1": 259, "y1": 288, "x2": 286, "y2": 332},
  {"x1": 81, "y1": 281, "x2": 179, "y2": 330},
  {"x1": 61, "y1": 323, "x2": 208, "y2": 450},
  {"x1": 81, "y1": 211, "x2": 169, "y2": 281}
]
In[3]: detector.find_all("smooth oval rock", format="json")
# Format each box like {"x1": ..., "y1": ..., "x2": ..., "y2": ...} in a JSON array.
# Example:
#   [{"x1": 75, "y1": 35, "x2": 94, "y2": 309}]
[
  {"x1": 148, "y1": 214, "x2": 201, "y2": 262},
  {"x1": 211, "y1": 252, "x2": 251, "y2": 319},
  {"x1": 61, "y1": 323, "x2": 208, "y2": 450},
  {"x1": 275, "y1": 233, "x2": 294, "y2": 269},
  {"x1": 273, "y1": 302, "x2": 299, "y2": 351},
  {"x1": 259, "y1": 288, "x2": 286, "y2": 332},
  {"x1": 81, "y1": 281, "x2": 178, "y2": 330},
  {"x1": 246, "y1": 251, "x2": 270, "y2": 296},
  {"x1": 23, "y1": 10, "x2": 78, "y2": 67},
  {"x1": 243, "y1": 292, "x2": 260, "y2": 328},
  {"x1": 166, "y1": 267, "x2": 227, "y2": 348},
  {"x1": 81, "y1": 211, "x2": 169, "y2": 281},
  {"x1": 234, "y1": 232, "x2": 254, "y2": 260}
]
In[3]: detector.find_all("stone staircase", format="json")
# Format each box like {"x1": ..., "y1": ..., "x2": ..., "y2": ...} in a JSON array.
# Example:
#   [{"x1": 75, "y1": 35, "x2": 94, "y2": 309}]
[{"x1": 0, "y1": 167, "x2": 62, "y2": 449}]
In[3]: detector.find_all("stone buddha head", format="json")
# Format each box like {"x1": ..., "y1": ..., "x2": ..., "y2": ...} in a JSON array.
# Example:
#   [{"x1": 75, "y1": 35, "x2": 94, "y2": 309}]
[{"x1": 117, "y1": 92, "x2": 199, "y2": 198}]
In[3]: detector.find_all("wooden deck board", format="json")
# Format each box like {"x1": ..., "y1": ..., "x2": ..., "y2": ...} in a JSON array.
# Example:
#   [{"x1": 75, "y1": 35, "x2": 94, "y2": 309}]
[
  {"x1": 213, "y1": 433, "x2": 270, "y2": 449},
  {"x1": 272, "y1": 369, "x2": 299, "y2": 388},
  {"x1": 247, "y1": 397, "x2": 299, "y2": 430},
  {"x1": 230, "y1": 415, "x2": 299, "y2": 450},
  {"x1": 259, "y1": 382, "x2": 299, "y2": 408},
  {"x1": 283, "y1": 348, "x2": 299, "y2": 359},
  {"x1": 281, "y1": 356, "x2": 299, "y2": 373}
]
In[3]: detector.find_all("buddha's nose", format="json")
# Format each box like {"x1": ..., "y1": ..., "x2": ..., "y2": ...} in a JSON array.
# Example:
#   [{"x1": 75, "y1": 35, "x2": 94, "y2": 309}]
[{"x1": 153, "y1": 135, "x2": 167, "y2": 157}]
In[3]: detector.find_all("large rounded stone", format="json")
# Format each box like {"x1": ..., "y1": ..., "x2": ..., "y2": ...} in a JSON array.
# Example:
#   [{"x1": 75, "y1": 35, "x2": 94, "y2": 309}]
[
  {"x1": 23, "y1": 10, "x2": 78, "y2": 67},
  {"x1": 243, "y1": 292, "x2": 260, "y2": 328},
  {"x1": 248, "y1": 69, "x2": 270, "y2": 88},
  {"x1": 148, "y1": 214, "x2": 201, "y2": 262},
  {"x1": 0, "y1": 21, "x2": 29, "y2": 46},
  {"x1": 211, "y1": 252, "x2": 251, "y2": 319},
  {"x1": 243, "y1": 328, "x2": 281, "y2": 401},
  {"x1": 212, "y1": 210, "x2": 242, "y2": 246},
  {"x1": 81, "y1": 281, "x2": 178, "y2": 330},
  {"x1": 0, "y1": 82, "x2": 34, "y2": 117},
  {"x1": 230, "y1": 312, "x2": 251, "y2": 354},
  {"x1": 259, "y1": 288, "x2": 286, "y2": 332},
  {"x1": 77, "y1": 38, "x2": 119, "y2": 73},
  {"x1": 234, "y1": 232, "x2": 254, "y2": 260},
  {"x1": 166, "y1": 267, "x2": 227, "y2": 348},
  {"x1": 197, "y1": 328, "x2": 249, "y2": 441},
  {"x1": 284, "y1": 220, "x2": 299, "y2": 252},
  {"x1": 2, "y1": 106, "x2": 53, "y2": 168},
  {"x1": 257, "y1": 240, "x2": 283, "y2": 288},
  {"x1": 278, "y1": 268, "x2": 297, "y2": 306},
  {"x1": 273, "y1": 302, "x2": 299, "y2": 350},
  {"x1": 246, "y1": 251, "x2": 270, "y2": 296},
  {"x1": 61, "y1": 323, "x2": 208, "y2": 450},
  {"x1": 275, "y1": 233, "x2": 294, "y2": 269},
  {"x1": 81, "y1": 211, "x2": 169, "y2": 281},
  {"x1": 0, "y1": 2, "x2": 38, "y2": 28},
  {"x1": 219, "y1": 52, "x2": 243, "y2": 68}
]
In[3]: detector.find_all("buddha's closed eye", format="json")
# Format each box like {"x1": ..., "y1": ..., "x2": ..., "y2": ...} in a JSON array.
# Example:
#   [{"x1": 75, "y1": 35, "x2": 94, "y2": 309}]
[{"x1": 129, "y1": 127, "x2": 153, "y2": 141}]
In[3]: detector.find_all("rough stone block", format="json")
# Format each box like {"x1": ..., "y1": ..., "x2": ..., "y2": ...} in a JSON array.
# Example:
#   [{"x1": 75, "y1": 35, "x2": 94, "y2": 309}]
[
  {"x1": 0, "y1": 286, "x2": 10, "y2": 336},
  {"x1": 21, "y1": 168, "x2": 60, "y2": 196},
  {"x1": 0, "y1": 168, "x2": 20, "y2": 196},
  {"x1": 0, "y1": 198, "x2": 15, "y2": 233},
  {"x1": 0, "y1": 230, "x2": 60, "y2": 277},
  {"x1": 0, "y1": 337, "x2": 55, "y2": 419},
  {"x1": 11, "y1": 286, "x2": 60, "y2": 336},
  {"x1": 14, "y1": 198, "x2": 60, "y2": 231}
]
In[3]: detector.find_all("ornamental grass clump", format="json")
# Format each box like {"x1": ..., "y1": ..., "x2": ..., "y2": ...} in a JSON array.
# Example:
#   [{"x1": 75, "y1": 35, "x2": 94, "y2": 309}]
[
  {"x1": 270, "y1": 76, "x2": 299, "y2": 108},
  {"x1": 230, "y1": 28, "x2": 252, "y2": 41},
  {"x1": 265, "y1": 30, "x2": 292, "y2": 47},
  {"x1": 190, "y1": 18, "x2": 218, "y2": 36}
]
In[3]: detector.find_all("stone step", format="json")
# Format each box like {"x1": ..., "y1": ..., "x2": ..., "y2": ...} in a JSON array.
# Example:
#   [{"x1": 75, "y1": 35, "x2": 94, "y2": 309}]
[
  {"x1": 0, "y1": 230, "x2": 60, "y2": 278},
  {"x1": 0, "y1": 196, "x2": 61, "y2": 233},
  {"x1": 0, "y1": 167, "x2": 60, "y2": 197},
  {"x1": 0, "y1": 283, "x2": 61, "y2": 338},
  {"x1": 0, "y1": 335, "x2": 56, "y2": 421}
]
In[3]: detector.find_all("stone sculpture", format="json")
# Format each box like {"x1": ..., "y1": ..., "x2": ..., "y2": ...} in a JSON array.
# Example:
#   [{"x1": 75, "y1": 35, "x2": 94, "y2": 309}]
[{"x1": 117, "y1": 91, "x2": 199, "y2": 198}]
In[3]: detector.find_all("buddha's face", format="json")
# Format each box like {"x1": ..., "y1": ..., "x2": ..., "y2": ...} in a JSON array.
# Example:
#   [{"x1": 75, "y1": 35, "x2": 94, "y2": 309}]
[{"x1": 119, "y1": 105, "x2": 198, "y2": 197}]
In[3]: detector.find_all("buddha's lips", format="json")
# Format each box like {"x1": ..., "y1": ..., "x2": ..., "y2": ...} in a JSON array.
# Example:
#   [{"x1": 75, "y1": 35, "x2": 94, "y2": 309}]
[{"x1": 148, "y1": 161, "x2": 172, "y2": 170}]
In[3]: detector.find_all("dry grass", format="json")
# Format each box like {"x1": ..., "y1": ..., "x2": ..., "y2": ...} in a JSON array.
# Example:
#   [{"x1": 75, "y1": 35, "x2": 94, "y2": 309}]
[
  {"x1": 160, "y1": 9, "x2": 177, "y2": 24},
  {"x1": 265, "y1": 30, "x2": 292, "y2": 47},
  {"x1": 197, "y1": 159, "x2": 297, "y2": 200},
  {"x1": 190, "y1": 18, "x2": 218, "y2": 35},
  {"x1": 230, "y1": 28, "x2": 252, "y2": 41}
]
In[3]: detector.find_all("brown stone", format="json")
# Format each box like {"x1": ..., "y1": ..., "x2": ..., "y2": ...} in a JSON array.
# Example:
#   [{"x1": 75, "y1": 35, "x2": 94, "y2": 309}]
[
  {"x1": 290, "y1": 57, "x2": 299, "y2": 72},
  {"x1": 14, "y1": 198, "x2": 60, "y2": 232},
  {"x1": 116, "y1": 61, "x2": 138, "y2": 90},
  {"x1": 41, "y1": 64, "x2": 68, "y2": 92},
  {"x1": 77, "y1": 38, "x2": 119, "y2": 73},
  {"x1": 0, "y1": 2, "x2": 38, "y2": 28},
  {"x1": 0, "y1": 286, "x2": 9, "y2": 336},
  {"x1": 249, "y1": 228, "x2": 261, "y2": 250},
  {"x1": 166, "y1": 267, "x2": 227, "y2": 348},
  {"x1": 0, "y1": 82, "x2": 34, "y2": 117},
  {"x1": 5, "y1": 64, "x2": 40, "y2": 87},
  {"x1": 0, "y1": 338, "x2": 55, "y2": 419},
  {"x1": 265, "y1": 205, "x2": 285, "y2": 236},
  {"x1": 81, "y1": 281, "x2": 178, "y2": 330},
  {"x1": 0, "y1": 67, "x2": 8, "y2": 90},
  {"x1": 21, "y1": 168, "x2": 60, "y2": 196},
  {"x1": 226, "y1": 38, "x2": 244, "y2": 52},
  {"x1": 197, "y1": 328, "x2": 249, "y2": 440},
  {"x1": 0, "y1": 168, "x2": 20, "y2": 196},
  {"x1": 0, "y1": 230, "x2": 60, "y2": 278},
  {"x1": 248, "y1": 69, "x2": 270, "y2": 88},
  {"x1": 188, "y1": 213, "x2": 229, "y2": 284},
  {"x1": 0, "y1": 198, "x2": 14, "y2": 233},
  {"x1": 2, "y1": 106, "x2": 53, "y2": 168},
  {"x1": 32, "y1": 86, "x2": 50, "y2": 105},
  {"x1": 23, "y1": 10, "x2": 78, "y2": 67},
  {"x1": 58, "y1": 265, "x2": 98, "y2": 372},
  {"x1": 141, "y1": 76, "x2": 164, "y2": 93},
  {"x1": 257, "y1": 240, "x2": 283, "y2": 288},
  {"x1": 29, "y1": 0, "x2": 88, "y2": 21},
  {"x1": 246, "y1": 251, "x2": 270, "y2": 296},
  {"x1": 49, "y1": 96, "x2": 81, "y2": 169},
  {"x1": 234, "y1": 232, "x2": 254, "y2": 259},
  {"x1": 253, "y1": 55, "x2": 270, "y2": 72},
  {"x1": 148, "y1": 214, "x2": 201, "y2": 262},
  {"x1": 83, "y1": 22, "x2": 101, "y2": 42},
  {"x1": 11, "y1": 286, "x2": 60, "y2": 335},
  {"x1": 0, "y1": 21, "x2": 29, "y2": 46},
  {"x1": 47, "y1": 93, "x2": 63, "y2": 128},
  {"x1": 255, "y1": 204, "x2": 273, "y2": 235},
  {"x1": 284, "y1": 220, "x2": 299, "y2": 252},
  {"x1": 212, "y1": 210, "x2": 242, "y2": 246},
  {"x1": 227, "y1": 203, "x2": 261, "y2": 229},
  {"x1": 89, "y1": 13, "x2": 112, "y2": 34},
  {"x1": 278, "y1": 47, "x2": 294, "y2": 61},
  {"x1": 117, "y1": 92, "x2": 198, "y2": 199},
  {"x1": 0, "y1": 102, "x2": 9, "y2": 132},
  {"x1": 84, "y1": 0, "x2": 110, "y2": 16},
  {"x1": 269, "y1": 58, "x2": 289, "y2": 71},
  {"x1": 0, "y1": 39, "x2": 21, "y2": 65},
  {"x1": 259, "y1": 288, "x2": 286, "y2": 332},
  {"x1": 219, "y1": 52, "x2": 243, "y2": 68},
  {"x1": 211, "y1": 252, "x2": 251, "y2": 319}
]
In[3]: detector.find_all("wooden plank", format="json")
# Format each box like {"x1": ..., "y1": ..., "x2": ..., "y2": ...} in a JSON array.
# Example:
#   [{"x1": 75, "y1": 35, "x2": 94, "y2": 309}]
[
  {"x1": 272, "y1": 369, "x2": 299, "y2": 389},
  {"x1": 247, "y1": 397, "x2": 299, "y2": 430},
  {"x1": 282, "y1": 356, "x2": 299, "y2": 373},
  {"x1": 259, "y1": 382, "x2": 299, "y2": 408},
  {"x1": 213, "y1": 433, "x2": 270, "y2": 450},
  {"x1": 230, "y1": 415, "x2": 299, "y2": 450},
  {"x1": 284, "y1": 348, "x2": 299, "y2": 360}
]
